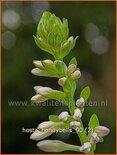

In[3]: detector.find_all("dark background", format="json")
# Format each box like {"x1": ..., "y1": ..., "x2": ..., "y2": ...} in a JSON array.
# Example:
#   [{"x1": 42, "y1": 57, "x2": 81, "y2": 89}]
[{"x1": 2, "y1": 1, "x2": 116, "y2": 154}]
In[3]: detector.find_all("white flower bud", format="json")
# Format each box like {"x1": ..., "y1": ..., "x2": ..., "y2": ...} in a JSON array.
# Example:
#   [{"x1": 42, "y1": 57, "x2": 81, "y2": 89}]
[
  {"x1": 30, "y1": 121, "x2": 64, "y2": 141},
  {"x1": 67, "y1": 64, "x2": 77, "y2": 74},
  {"x1": 68, "y1": 36, "x2": 74, "y2": 42},
  {"x1": 37, "y1": 140, "x2": 81, "y2": 152},
  {"x1": 37, "y1": 140, "x2": 67, "y2": 152},
  {"x1": 90, "y1": 132, "x2": 100, "y2": 144},
  {"x1": 31, "y1": 68, "x2": 49, "y2": 76},
  {"x1": 70, "y1": 121, "x2": 80, "y2": 129},
  {"x1": 80, "y1": 142, "x2": 91, "y2": 153},
  {"x1": 36, "y1": 87, "x2": 53, "y2": 96},
  {"x1": 58, "y1": 111, "x2": 70, "y2": 121},
  {"x1": 33, "y1": 60, "x2": 44, "y2": 69},
  {"x1": 58, "y1": 77, "x2": 67, "y2": 86},
  {"x1": 73, "y1": 108, "x2": 82, "y2": 120},
  {"x1": 33, "y1": 86, "x2": 42, "y2": 93},
  {"x1": 30, "y1": 129, "x2": 53, "y2": 141},
  {"x1": 94, "y1": 126, "x2": 110, "y2": 137},
  {"x1": 43, "y1": 59, "x2": 53, "y2": 64},
  {"x1": 71, "y1": 70, "x2": 81, "y2": 79},
  {"x1": 76, "y1": 97, "x2": 85, "y2": 107},
  {"x1": 37, "y1": 121, "x2": 55, "y2": 131},
  {"x1": 31, "y1": 94, "x2": 47, "y2": 103}
]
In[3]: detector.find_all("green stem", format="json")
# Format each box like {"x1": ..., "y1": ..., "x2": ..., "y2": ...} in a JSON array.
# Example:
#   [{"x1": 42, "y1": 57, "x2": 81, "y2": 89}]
[{"x1": 64, "y1": 80, "x2": 94, "y2": 154}]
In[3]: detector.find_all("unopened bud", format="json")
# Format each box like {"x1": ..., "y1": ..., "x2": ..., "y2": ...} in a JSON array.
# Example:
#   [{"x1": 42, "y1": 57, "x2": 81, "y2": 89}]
[
  {"x1": 70, "y1": 121, "x2": 80, "y2": 129},
  {"x1": 76, "y1": 97, "x2": 85, "y2": 107},
  {"x1": 67, "y1": 64, "x2": 77, "y2": 74},
  {"x1": 37, "y1": 140, "x2": 66, "y2": 152},
  {"x1": 30, "y1": 129, "x2": 53, "y2": 141},
  {"x1": 58, "y1": 77, "x2": 67, "y2": 86},
  {"x1": 58, "y1": 111, "x2": 70, "y2": 121},
  {"x1": 37, "y1": 140, "x2": 81, "y2": 152},
  {"x1": 94, "y1": 126, "x2": 110, "y2": 137},
  {"x1": 90, "y1": 132, "x2": 100, "y2": 144},
  {"x1": 37, "y1": 87, "x2": 53, "y2": 96},
  {"x1": 31, "y1": 94, "x2": 47, "y2": 103},
  {"x1": 33, "y1": 60, "x2": 44, "y2": 69},
  {"x1": 80, "y1": 142, "x2": 91, "y2": 153},
  {"x1": 30, "y1": 121, "x2": 64, "y2": 141},
  {"x1": 68, "y1": 36, "x2": 74, "y2": 42},
  {"x1": 71, "y1": 70, "x2": 81, "y2": 79},
  {"x1": 34, "y1": 86, "x2": 42, "y2": 93},
  {"x1": 37, "y1": 121, "x2": 55, "y2": 131},
  {"x1": 31, "y1": 68, "x2": 49, "y2": 76},
  {"x1": 73, "y1": 108, "x2": 82, "y2": 120},
  {"x1": 43, "y1": 59, "x2": 53, "y2": 64}
]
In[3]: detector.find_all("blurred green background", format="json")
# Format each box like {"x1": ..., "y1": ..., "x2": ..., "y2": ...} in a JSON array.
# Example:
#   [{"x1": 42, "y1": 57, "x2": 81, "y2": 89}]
[{"x1": 1, "y1": 1, "x2": 116, "y2": 154}]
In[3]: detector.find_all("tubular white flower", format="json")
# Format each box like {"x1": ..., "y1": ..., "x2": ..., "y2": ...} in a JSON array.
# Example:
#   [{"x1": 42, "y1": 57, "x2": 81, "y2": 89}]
[
  {"x1": 58, "y1": 77, "x2": 67, "y2": 86},
  {"x1": 37, "y1": 140, "x2": 67, "y2": 152},
  {"x1": 73, "y1": 108, "x2": 82, "y2": 120},
  {"x1": 70, "y1": 121, "x2": 80, "y2": 129},
  {"x1": 67, "y1": 64, "x2": 77, "y2": 74},
  {"x1": 37, "y1": 121, "x2": 55, "y2": 131},
  {"x1": 37, "y1": 140, "x2": 81, "y2": 152},
  {"x1": 33, "y1": 60, "x2": 44, "y2": 69},
  {"x1": 94, "y1": 126, "x2": 110, "y2": 137},
  {"x1": 80, "y1": 142, "x2": 91, "y2": 153},
  {"x1": 90, "y1": 132, "x2": 100, "y2": 144},
  {"x1": 31, "y1": 68, "x2": 49, "y2": 76},
  {"x1": 33, "y1": 86, "x2": 42, "y2": 93},
  {"x1": 43, "y1": 59, "x2": 53, "y2": 64},
  {"x1": 71, "y1": 70, "x2": 81, "y2": 79},
  {"x1": 30, "y1": 129, "x2": 53, "y2": 141},
  {"x1": 58, "y1": 111, "x2": 70, "y2": 121},
  {"x1": 36, "y1": 87, "x2": 53, "y2": 96},
  {"x1": 76, "y1": 97, "x2": 85, "y2": 107},
  {"x1": 30, "y1": 122, "x2": 64, "y2": 141},
  {"x1": 31, "y1": 94, "x2": 48, "y2": 103}
]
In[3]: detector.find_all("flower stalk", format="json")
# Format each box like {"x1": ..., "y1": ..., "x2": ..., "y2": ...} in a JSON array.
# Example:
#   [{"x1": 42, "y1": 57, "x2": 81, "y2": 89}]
[{"x1": 30, "y1": 11, "x2": 110, "y2": 154}]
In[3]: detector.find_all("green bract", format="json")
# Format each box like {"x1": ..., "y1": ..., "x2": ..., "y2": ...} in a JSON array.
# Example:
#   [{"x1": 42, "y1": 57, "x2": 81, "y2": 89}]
[{"x1": 34, "y1": 11, "x2": 78, "y2": 60}]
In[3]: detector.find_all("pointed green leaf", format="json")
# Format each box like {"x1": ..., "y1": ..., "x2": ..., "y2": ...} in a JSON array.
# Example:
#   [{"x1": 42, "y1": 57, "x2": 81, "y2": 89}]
[
  {"x1": 41, "y1": 61, "x2": 57, "y2": 75},
  {"x1": 91, "y1": 144, "x2": 96, "y2": 152},
  {"x1": 33, "y1": 36, "x2": 53, "y2": 55},
  {"x1": 69, "y1": 57, "x2": 77, "y2": 66},
  {"x1": 65, "y1": 116, "x2": 74, "y2": 123},
  {"x1": 80, "y1": 86, "x2": 90, "y2": 101},
  {"x1": 87, "y1": 114, "x2": 100, "y2": 141},
  {"x1": 49, "y1": 115, "x2": 60, "y2": 122},
  {"x1": 88, "y1": 114, "x2": 100, "y2": 129},
  {"x1": 48, "y1": 90, "x2": 66, "y2": 101},
  {"x1": 54, "y1": 60, "x2": 67, "y2": 77}
]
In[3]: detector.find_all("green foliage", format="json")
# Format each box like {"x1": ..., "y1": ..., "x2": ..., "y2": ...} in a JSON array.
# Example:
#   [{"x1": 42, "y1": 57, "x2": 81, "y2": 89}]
[
  {"x1": 87, "y1": 114, "x2": 100, "y2": 152},
  {"x1": 88, "y1": 114, "x2": 100, "y2": 130},
  {"x1": 80, "y1": 86, "x2": 90, "y2": 101},
  {"x1": 2, "y1": 3, "x2": 114, "y2": 154},
  {"x1": 49, "y1": 115, "x2": 60, "y2": 122},
  {"x1": 30, "y1": 11, "x2": 110, "y2": 154},
  {"x1": 87, "y1": 114, "x2": 100, "y2": 140},
  {"x1": 69, "y1": 57, "x2": 78, "y2": 65},
  {"x1": 34, "y1": 11, "x2": 78, "y2": 60}
]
